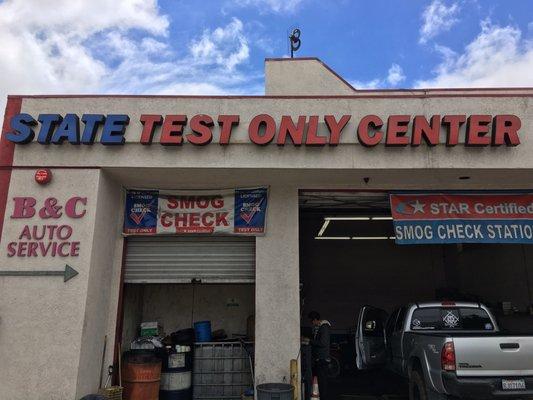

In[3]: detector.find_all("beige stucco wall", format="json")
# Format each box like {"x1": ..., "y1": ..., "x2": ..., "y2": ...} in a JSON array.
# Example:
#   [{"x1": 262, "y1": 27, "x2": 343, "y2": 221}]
[
  {"x1": 0, "y1": 169, "x2": 101, "y2": 399},
  {"x1": 265, "y1": 58, "x2": 356, "y2": 95}
]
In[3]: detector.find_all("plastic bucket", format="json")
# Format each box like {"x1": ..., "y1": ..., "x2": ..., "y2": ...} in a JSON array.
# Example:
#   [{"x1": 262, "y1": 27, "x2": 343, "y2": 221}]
[
  {"x1": 194, "y1": 321, "x2": 212, "y2": 342},
  {"x1": 122, "y1": 351, "x2": 161, "y2": 400},
  {"x1": 256, "y1": 383, "x2": 294, "y2": 400}
]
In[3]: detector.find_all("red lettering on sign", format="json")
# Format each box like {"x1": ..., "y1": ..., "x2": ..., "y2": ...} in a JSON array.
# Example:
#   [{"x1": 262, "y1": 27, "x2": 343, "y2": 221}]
[
  {"x1": 65, "y1": 197, "x2": 87, "y2": 218},
  {"x1": 492, "y1": 115, "x2": 521, "y2": 146},
  {"x1": 305, "y1": 116, "x2": 327, "y2": 146},
  {"x1": 7, "y1": 242, "x2": 16, "y2": 257},
  {"x1": 466, "y1": 115, "x2": 491, "y2": 146},
  {"x1": 412, "y1": 115, "x2": 440, "y2": 146},
  {"x1": 442, "y1": 115, "x2": 466, "y2": 146},
  {"x1": 27, "y1": 242, "x2": 38, "y2": 257},
  {"x1": 249, "y1": 114, "x2": 276, "y2": 145},
  {"x1": 140, "y1": 114, "x2": 163, "y2": 144},
  {"x1": 202, "y1": 212, "x2": 214, "y2": 226},
  {"x1": 57, "y1": 225, "x2": 73, "y2": 240},
  {"x1": 357, "y1": 115, "x2": 383, "y2": 147},
  {"x1": 70, "y1": 242, "x2": 80, "y2": 256},
  {"x1": 39, "y1": 198, "x2": 62, "y2": 219},
  {"x1": 218, "y1": 115, "x2": 239, "y2": 145},
  {"x1": 58, "y1": 242, "x2": 70, "y2": 257},
  {"x1": 11, "y1": 197, "x2": 36, "y2": 218},
  {"x1": 18, "y1": 225, "x2": 31, "y2": 240},
  {"x1": 187, "y1": 114, "x2": 214, "y2": 146},
  {"x1": 17, "y1": 242, "x2": 27, "y2": 256},
  {"x1": 216, "y1": 212, "x2": 229, "y2": 226},
  {"x1": 161, "y1": 115, "x2": 187, "y2": 146},
  {"x1": 324, "y1": 115, "x2": 350, "y2": 145},
  {"x1": 161, "y1": 213, "x2": 173, "y2": 227},
  {"x1": 277, "y1": 116, "x2": 306, "y2": 146},
  {"x1": 212, "y1": 196, "x2": 224, "y2": 208},
  {"x1": 39, "y1": 242, "x2": 53, "y2": 256},
  {"x1": 386, "y1": 115, "x2": 410, "y2": 146}
]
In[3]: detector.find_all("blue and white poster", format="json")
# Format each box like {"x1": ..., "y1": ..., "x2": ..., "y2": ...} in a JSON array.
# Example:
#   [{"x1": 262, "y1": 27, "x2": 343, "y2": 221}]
[
  {"x1": 391, "y1": 193, "x2": 533, "y2": 244},
  {"x1": 124, "y1": 187, "x2": 268, "y2": 236}
]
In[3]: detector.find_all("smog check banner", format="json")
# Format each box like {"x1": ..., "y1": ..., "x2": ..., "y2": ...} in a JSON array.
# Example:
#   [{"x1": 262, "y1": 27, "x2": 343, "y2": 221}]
[
  {"x1": 390, "y1": 193, "x2": 533, "y2": 244},
  {"x1": 124, "y1": 188, "x2": 268, "y2": 235}
]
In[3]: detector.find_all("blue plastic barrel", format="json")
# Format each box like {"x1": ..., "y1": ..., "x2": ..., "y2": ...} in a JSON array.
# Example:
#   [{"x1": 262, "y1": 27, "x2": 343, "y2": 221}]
[{"x1": 194, "y1": 321, "x2": 212, "y2": 342}]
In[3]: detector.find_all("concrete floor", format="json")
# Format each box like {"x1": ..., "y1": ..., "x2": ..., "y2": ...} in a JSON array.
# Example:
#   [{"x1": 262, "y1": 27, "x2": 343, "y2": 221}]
[{"x1": 330, "y1": 369, "x2": 408, "y2": 400}]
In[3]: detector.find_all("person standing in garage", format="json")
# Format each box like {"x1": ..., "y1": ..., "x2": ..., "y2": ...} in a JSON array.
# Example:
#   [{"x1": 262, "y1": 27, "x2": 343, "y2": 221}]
[{"x1": 308, "y1": 311, "x2": 331, "y2": 400}]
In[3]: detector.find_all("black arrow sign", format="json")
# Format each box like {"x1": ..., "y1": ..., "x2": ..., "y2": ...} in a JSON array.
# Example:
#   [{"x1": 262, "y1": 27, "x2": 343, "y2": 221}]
[{"x1": 0, "y1": 264, "x2": 79, "y2": 282}]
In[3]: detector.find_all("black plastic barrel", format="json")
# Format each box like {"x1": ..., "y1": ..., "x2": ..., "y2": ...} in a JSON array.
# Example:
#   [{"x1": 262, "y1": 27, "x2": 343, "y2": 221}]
[
  {"x1": 256, "y1": 383, "x2": 294, "y2": 400},
  {"x1": 159, "y1": 388, "x2": 192, "y2": 400}
]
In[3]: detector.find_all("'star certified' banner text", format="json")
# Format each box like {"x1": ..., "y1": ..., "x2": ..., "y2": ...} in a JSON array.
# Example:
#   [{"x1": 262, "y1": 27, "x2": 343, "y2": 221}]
[
  {"x1": 391, "y1": 193, "x2": 533, "y2": 244},
  {"x1": 124, "y1": 188, "x2": 268, "y2": 235}
]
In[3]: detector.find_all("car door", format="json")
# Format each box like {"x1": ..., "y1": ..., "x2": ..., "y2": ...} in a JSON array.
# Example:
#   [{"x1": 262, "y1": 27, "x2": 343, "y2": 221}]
[
  {"x1": 389, "y1": 306, "x2": 407, "y2": 374},
  {"x1": 355, "y1": 306, "x2": 388, "y2": 369}
]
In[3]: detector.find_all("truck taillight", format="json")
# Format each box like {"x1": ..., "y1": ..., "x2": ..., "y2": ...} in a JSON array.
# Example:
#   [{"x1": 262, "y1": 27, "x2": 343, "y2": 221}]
[{"x1": 441, "y1": 342, "x2": 456, "y2": 371}]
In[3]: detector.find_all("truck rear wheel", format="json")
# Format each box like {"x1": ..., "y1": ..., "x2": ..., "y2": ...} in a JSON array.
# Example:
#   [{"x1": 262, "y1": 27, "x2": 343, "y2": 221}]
[{"x1": 409, "y1": 370, "x2": 428, "y2": 400}]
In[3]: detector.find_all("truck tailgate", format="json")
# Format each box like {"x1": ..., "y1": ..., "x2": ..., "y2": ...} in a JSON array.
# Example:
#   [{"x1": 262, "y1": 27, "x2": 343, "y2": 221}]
[{"x1": 454, "y1": 336, "x2": 533, "y2": 377}]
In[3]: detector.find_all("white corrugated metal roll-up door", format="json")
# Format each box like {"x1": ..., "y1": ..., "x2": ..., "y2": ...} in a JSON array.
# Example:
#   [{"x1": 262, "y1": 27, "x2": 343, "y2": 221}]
[{"x1": 124, "y1": 236, "x2": 256, "y2": 283}]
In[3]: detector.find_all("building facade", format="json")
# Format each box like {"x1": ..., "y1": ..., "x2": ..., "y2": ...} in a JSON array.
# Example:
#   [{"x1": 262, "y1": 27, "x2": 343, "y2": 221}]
[{"x1": 0, "y1": 58, "x2": 532, "y2": 399}]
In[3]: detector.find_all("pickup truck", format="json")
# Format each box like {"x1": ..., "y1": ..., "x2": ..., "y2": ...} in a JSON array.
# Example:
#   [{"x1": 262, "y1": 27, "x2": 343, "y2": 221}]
[{"x1": 355, "y1": 302, "x2": 533, "y2": 399}]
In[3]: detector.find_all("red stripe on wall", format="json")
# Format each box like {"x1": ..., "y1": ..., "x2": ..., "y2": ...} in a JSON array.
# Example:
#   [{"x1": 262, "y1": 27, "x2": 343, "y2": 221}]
[{"x1": 0, "y1": 97, "x2": 22, "y2": 240}]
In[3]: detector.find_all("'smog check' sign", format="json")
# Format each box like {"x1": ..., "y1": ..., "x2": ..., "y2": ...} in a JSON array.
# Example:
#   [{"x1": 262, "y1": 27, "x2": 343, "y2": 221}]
[
  {"x1": 124, "y1": 188, "x2": 268, "y2": 236},
  {"x1": 391, "y1": 193, "x2": 533, "y2": 244}
]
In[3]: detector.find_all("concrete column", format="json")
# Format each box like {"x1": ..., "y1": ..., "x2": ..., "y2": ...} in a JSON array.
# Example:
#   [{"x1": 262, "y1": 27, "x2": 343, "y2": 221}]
[
  {"x1": 75, "y1": 172, "x2": 123, "y2": 397},
  {"x1": 254, "y1": 185, "x2": 300, "y2": 385}
]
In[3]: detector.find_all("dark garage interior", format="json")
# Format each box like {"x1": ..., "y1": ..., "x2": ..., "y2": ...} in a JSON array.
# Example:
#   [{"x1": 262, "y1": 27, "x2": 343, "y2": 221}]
[{"x1": 299, "y1": 191, "x2": 533, "y2": 400}]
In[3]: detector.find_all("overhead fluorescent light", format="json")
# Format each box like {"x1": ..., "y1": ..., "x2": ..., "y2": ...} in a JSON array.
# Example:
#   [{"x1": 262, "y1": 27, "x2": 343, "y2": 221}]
[
  {"x1": 317, "y1": 220, "x2": 330, "y2": 236},
  {"x1": 351, "y1": 236, "x2": 397, "y2": 240},
  {"x1": 351, "y1": 236, "x2": 389, "y2": 240},
  {"x1": 325, "y1": 217, "x2": 370, "y2": 221},
  {"x1": 323, "y1": 216, "x2": 393, "y2": 221},
  {"x1": 314, "y1": 236, "x2": 351, "y2": 240}
]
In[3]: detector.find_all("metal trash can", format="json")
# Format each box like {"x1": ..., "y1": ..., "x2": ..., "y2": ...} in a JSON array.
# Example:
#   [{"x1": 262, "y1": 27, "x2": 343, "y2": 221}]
[{"x1": 256, "y1": 383, "x2": 294, "y2": 400}]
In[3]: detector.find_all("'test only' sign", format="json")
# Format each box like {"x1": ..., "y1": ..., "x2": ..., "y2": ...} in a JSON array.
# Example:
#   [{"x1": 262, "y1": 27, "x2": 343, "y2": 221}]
[{"x1": 5, "y1": 113, "x2": 522, "y2": 147}]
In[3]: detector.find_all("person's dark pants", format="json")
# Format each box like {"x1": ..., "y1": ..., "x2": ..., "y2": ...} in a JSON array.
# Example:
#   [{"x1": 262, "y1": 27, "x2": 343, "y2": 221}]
[{"x1": 314, "y1": 359, "x2": 330, "y2": 400}]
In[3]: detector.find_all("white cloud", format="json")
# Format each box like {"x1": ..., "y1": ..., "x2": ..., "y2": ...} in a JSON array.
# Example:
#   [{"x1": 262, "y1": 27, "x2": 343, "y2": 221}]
[
  {"x1": 416, "y1": 19, "x2": 533, "y2": 88},
  {"x1": 387, "y1": 63, "x2": 406, "y2": 85},
  {"x1": 419, "y1": 0, "x2": 460, "y2": 44},
  {"x1": 351, "y1": 63, "x2": 406, "y2": 89},
  {"x1": 0, "y1": 1, "x2": 257, "y2": 120},
  {"x1": 190, "y1": 18, "x2": 249, "y2": 71},
  {"x1": 231, "y1": 0, "x2": 304, "y2": 13}
]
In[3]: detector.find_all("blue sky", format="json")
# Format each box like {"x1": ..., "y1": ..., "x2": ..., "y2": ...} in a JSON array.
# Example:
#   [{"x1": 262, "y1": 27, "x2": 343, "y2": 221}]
[{"x1": 0, "y1": 0, "x2": 532, "y2": 114}]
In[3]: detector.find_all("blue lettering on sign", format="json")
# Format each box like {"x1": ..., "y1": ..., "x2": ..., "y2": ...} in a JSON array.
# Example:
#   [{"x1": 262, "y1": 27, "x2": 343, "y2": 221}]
[
  {"x1": 7, "y1": 113, "x2": 128, "y2": 145},
  {"x1": 394, "y1": 220, "x2": 533, "y2": 244},
  {"x1": 52, "y1": 113, "x2": 80, "y2": 144},
  {"x1": 81, "y1": 114, "x2": 106, "y2": 144},
  {"x1": 5, "y1": 113, "x2": 37, "y2": 143},
  {"x1": 101, "y1": 114, "x2": 129, "y2": 145},
  {"x1": 37, "y1": 114, "x2": 62, "y2": 144}
]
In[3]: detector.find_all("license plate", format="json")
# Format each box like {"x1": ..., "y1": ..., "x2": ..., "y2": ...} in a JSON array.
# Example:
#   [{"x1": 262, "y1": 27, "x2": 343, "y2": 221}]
[{"x1": 502, "y1": 379, "x2": 526, "y2": 390}]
